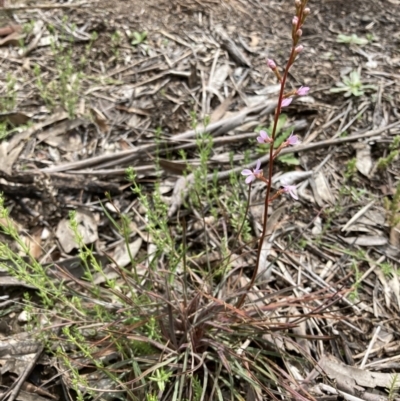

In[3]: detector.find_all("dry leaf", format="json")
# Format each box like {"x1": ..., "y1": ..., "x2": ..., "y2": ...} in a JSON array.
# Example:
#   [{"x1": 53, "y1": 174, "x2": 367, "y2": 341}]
[
  {"x1": 22, "y1": 228, "x2": 42, "y2": 260},
  {"x1": 0, "y1": 30, "x2": 24, "y2": 46},
  {"x1": 375, "y1": 268, "x2": 391, "y2": 308},
  {"x1": 318, "y1": 354, "x2": 400, "y2": 388},
  {"x1": 112, "y1": 237, "x2": 143, "y2": 268},
  {"x1": 389, "y1": 220, "x2": 400, "y2": 248},
  {"x1": 312, "y1": 171, "x2": 335, "y2": 204},
  {"x1": 56, "y1": 209, "x2": 99, "y2": 253},
  {"x1": 249, "y1": 34, "x2": 260, "y2": 48},
  {"x1": 0, "y1": 25, "x2": 22, "y2": 37},
  {"x1": 168, "y1": 175, "x2": 192, "y2": 217},
  {"x1": 340, "y1": 235, "x2": 387, "y2": 246},
  {"x1": 7, "y1": 110, "x2": 68, "y2": 153},
  {"x1": 0, "y1": 142, "x2": 24, "y2": 174},
  {"x1": 388, "y1": 274, "x2": 400, "y2": 310},
  {"x1": 341, "y1": 200, "x2": 376, "y2": 232},
  {"x1": 354, "y1": 142, "x2": 373, "y2": 177},
  {"x1": 90, "y1": 107, "x2": 109, "y2": 133},
  {"x1": 210, "y1": 64, "x2": 230, "y2": 90},
  {"x1": 37, "y1": 118, "x2": 85, "y2": 143},
  {"x1": 210, "y1": 95, "x2": 232, "y2": 123},
  {"x1": 0, "y1": 111, "x2": 30, "y2": 125},
  {"x1": 159, "y1": 159, "x2": 189, "y2": 175}
]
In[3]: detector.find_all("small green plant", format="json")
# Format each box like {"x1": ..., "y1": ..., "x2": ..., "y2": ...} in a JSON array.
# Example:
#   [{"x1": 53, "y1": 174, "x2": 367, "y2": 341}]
[
  {"x1": 185, "y1": 114, "x2": 216, "y2": 213},
  {"x1": 111, "y1": 30, "x2": 122, "y2": 58},
  {"x1": 339, "y1": 185, "x2": 367, "y2": 202},
  {"x1": 298, "y1": 237, "x2": 308, "y2": 250},
  {"x1": 384, "y1": 182, "x2": 400, "y2": 227},
  {"x1": 0, "y1": 122, "x2": 11, "y2": 140},
  {"x1": 80, "y1": 31, "x2": 98, "y2": 67},
  {"x1": 377, "y1": 136, "x2": 400, "y2": 170},
  {"x1": 149, "y1": 366, "x2": 172, "y2": 392},
  {"x1": 348, "y1": 260, "x2": 362, "y2": 301},
  {"x1": 225, "y1": 171, "x2": 252, "y2": 243},
  {"x1": 330, "y1": 70, "x2": 376, "y2": 97},
  {"x1": 0, "y1": 73, "x2": 17, "y2": 112},
  {"x1": 366, "y1": 33, "x2": 375, "y2": 42},
  {"x1": 18, "y1": 21, "x2": 35, "y2": 50},
  {"x1": 387, "y1": 374, "x2": 399, "y2": 401},
  {"x1": 344, "y1": 157, "x2": 358, "y2": 180},
  {"x1": 34, "y1": 64, "x2": 55, "y2": 111},
  {"x1": 336, "y1": 33, "x2": 369, "y2": 46},
  {"x1": 380, "y1": 261, "x2": 398, "y2": 279},
  {"x1": 32, "y1": 19, "x2": 86, "y2": 118},
  {"x1": 131, "y1": 31, "x2": 147, "y2": 46},
  {"x1": 23, "y1": 20, "x2": 35, "y2": 35},
  {"x1": 126, "y1": 167, "x2": 182, "y2": 279},
  {"x1": 50, "y1": 38, "x2": 82, "y2": 118}
]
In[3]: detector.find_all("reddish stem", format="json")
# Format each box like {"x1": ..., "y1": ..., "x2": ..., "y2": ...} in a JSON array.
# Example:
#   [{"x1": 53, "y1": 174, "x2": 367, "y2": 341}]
[{"x1": 236, "y1": 7, "x2": 306, "y2": 309}]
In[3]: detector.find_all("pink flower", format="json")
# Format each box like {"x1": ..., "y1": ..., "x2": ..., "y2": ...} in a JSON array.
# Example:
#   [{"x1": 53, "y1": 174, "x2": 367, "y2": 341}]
[
  {"x1": 285, "y1": 132, "x2": 300, "y2": 145},
  {"x1": 292, "y1": 16, "x2": 299, "y2": 25},
  {"x1": 296, "y1": 86, "x2": 309, "y2": 96},
  {"x1": 282, "y1": 183, "x2": 298, "y2": 200},
  {"x1": 295, "y1": 45, "x2": 304, "y2": 53},
  {"x1": 267, "y1": 59, "x2": 277, "y2": 70},
  {"x1": 281, "y1": 98, "x2": 293, "y2": 108},
  {"x1": 257, "y1": 130, "x2": 272, "y2": 144},
  {"x1": 241, "y1": 159, "x2": 262, "y2": 184}
]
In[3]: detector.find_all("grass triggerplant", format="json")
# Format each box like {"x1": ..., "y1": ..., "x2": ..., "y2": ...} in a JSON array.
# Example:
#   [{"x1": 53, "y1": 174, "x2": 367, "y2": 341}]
[{"x1": 237, "y1": 0, "x2": 310, "y2": 308}]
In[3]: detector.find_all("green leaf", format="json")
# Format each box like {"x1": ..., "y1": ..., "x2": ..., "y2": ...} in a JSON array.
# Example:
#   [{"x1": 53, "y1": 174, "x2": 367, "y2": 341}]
[
  {"x1": 275, "y1": 113, "x2": 287, "y2": 134},
  {"x1": 131, "y1": 31, "x2": 147, "y2": 46},
  {"x1": 278, "y1": 154, "x2": 300, "y2": 165},
  {"x1": 336, "y1": 33, "x2": 368, "y2": 46},
  {"x1": 274, "y1": 128, "x2": 293, "y2": 148},
  {"x1": 330, "y1": 87, "x2": 347, "y2": 93}
]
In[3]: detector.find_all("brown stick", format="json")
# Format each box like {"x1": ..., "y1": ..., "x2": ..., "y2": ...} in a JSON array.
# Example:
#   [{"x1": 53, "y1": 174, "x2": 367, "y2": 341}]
[
  {"x1": 0, "y1": 25, "x2": 21, "y2": 37},
  {"x1": 3, "y1": 345, "x2": 44, "y2": 401}
]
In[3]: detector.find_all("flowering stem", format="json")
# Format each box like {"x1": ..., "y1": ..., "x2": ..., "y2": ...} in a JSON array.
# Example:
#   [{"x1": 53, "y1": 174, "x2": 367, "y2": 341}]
[{"x1": 236, "y1": 5, "x2": 307, "y2": 309}]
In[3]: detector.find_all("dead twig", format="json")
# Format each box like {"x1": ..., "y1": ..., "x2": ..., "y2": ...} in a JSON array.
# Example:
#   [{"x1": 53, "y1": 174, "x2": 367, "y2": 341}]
[
  {"x1": 1, "y1": 345, "x2": 44, "y2": 401},
  {"x1": 3, "y1": 2, "x2": 94, "y2": 10}
]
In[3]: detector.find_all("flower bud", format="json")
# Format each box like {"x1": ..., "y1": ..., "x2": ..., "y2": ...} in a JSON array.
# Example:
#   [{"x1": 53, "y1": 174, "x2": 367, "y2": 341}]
[
  {"x1": 295, "y1": 0, "x2": 301, "y2": 7},
  {"x1": 267, "y1": 59, "x2": 277, "y2": 70},
  {"x1": 296, "y1": 86, "x2": 310, "y2": 96},
  {"x1": 292, "y1": 16, "x2": 299, "y2": 25},
  {"x1": 295, "y1": 45, "x2": 304, "y2": 53},
  {"x1": 303, "y1": 7, "x2": 310, "y2": 15},
  {"x1": 296, "y1": 29, "x2": 302, "y2": 37}
]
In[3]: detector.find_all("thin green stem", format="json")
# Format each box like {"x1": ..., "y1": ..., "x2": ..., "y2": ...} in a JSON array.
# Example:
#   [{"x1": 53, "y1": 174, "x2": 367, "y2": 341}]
[{"x1": 232, "y1": 183, "x2": 252, "y2": 248}]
